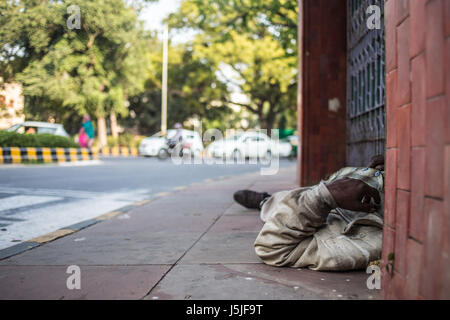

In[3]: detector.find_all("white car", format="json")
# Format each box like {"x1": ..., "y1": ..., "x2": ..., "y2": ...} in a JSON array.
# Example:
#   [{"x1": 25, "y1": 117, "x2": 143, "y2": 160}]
[
  {"x1": 207, "y1": 131, "x2": 285, "y2": 159},
  {"x1": 277, "y1": 140, "x2": 293, "y2": 157},
  {"x1": 7, "y1": 121, "x2": 70, "y2": 137},
  {"x1": 139, "y1": 129, "x2": 204, "y2": 157}
]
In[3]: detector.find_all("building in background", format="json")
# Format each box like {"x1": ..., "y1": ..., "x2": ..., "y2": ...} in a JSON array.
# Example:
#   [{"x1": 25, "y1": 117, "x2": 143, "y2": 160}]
[
  {"x1": 0, "y1": 81, "x2": 25, "y2": 130},
  {"x1": 297, "y1": 0, "x2": 449, "y2": 299}
]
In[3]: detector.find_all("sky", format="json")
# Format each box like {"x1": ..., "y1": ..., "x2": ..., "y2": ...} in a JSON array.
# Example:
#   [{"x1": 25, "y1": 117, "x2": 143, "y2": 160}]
[
  {"x1": 138, "y1": 0, "x2": 198, "y2": 43},
  {"x1": 139, "y1": 0, "x2": 181, "y2": 32}
]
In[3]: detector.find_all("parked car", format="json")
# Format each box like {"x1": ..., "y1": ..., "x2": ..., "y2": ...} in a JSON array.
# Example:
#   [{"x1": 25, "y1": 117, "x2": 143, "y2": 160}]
[
  {"x1": 207, "y1": 131, "x2": 285, "y2": 159},
  {"x1": 139, "y1": 129, "x2": 204, "y2": 157},
  {"x1": 277, "y1": 139, "x2": 293, "y2": 157},
  {"x1": 7, "y1": 121, "x2": 70, "y2": 137}
]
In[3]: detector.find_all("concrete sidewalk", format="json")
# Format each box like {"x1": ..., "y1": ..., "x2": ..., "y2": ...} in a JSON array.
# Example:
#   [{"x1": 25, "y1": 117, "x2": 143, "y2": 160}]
[{"x1": 0, "y1": 166, "x2": 380, "y2": 300}]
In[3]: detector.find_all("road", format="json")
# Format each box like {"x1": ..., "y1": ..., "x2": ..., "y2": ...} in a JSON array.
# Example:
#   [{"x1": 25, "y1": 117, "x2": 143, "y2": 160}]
[{"x1": 0, "y1": 157, "x2": 296, "y2": 250}]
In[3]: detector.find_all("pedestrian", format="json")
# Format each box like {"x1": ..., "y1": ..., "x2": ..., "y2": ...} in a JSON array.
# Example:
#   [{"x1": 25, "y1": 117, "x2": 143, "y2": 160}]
[
  {"x1": 77, "y1": 126, "x2": 88, "y2": 148},
  {"x1": 82, "y1": 114, "x2": 95, "y2": 147},
  {"x1": 233, "y1": 155, "x2": 385, "y2": 271}
]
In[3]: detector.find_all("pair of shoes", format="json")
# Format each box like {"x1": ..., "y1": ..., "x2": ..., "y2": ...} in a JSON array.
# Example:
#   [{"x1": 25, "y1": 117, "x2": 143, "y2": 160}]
[{"x1": 233, "y1": 190, "x2": 271, "y2": 209}]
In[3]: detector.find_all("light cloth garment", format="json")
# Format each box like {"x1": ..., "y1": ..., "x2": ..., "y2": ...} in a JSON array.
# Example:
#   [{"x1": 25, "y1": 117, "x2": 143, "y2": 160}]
[{"x1": 254, "y1": 167, "x2": 384, "y2": 271}]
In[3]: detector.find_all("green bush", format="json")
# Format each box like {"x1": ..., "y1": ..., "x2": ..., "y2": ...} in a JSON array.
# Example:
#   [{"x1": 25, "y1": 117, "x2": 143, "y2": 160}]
[
  {"x1": 118, "y1": 133, "x2": 138, "y2": 148},
  {"x1": 0, "y1": 131, "x2": 79, "y2": 148},
  {"x1": 105, "y1": 133, "x2": 144, "y2": 149},
  {"x1": 106, "y1": 136, "x2": 119, "y2": 148}
]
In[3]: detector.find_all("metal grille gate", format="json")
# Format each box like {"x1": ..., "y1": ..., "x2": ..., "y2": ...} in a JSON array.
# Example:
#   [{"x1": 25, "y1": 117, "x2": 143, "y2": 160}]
[{"x1": 347, "y1": 0, "x2": 386, "y2": 166}]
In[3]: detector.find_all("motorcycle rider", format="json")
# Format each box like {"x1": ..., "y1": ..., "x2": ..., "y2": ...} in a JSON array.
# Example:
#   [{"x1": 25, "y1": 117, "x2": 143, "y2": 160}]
[
  {"x1": 164, "y1": 123, "x2": 185, "y2": 158},
  {"x1": 171, "y1": 123, "x2": 184, "y2": 145}
]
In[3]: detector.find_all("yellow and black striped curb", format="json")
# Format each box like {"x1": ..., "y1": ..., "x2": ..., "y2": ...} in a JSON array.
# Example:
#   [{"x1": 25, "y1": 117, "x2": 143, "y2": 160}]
[
  {"x1": 0, "y1": 146, "x2": 140, "y2": 164},
  {"x1": 94, "y1": 147, "x2": 138, "y2": 157},
  {"x1": 0, "y1": 147, "x2": 98, "y2": 164}
]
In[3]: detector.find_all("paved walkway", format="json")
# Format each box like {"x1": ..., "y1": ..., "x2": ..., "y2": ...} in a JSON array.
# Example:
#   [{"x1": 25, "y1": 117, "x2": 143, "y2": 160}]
[{"x1": 0, "y1": 166, "x2": 380, "y2": 299}]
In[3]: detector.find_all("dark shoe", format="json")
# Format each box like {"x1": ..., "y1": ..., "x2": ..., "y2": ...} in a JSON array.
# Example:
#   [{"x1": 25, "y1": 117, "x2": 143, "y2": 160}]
[{"x1": 233, "y1": 190, "x2": 271, "y2": 209}]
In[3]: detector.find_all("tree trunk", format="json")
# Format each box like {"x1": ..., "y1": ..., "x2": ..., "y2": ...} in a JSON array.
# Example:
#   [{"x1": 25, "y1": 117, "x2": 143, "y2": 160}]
[
  {"x1": 256, "y1": 104, "x2": 264, "y2": 129},
  {"x1": 266, "y1": 112, "x2": 276, "y2": 136},
  {"x1": 110, "y1": 111, "x2": 119, "y2": 139},
  {"x1": 97, "y1": 116, "x2": 107, "y2": 147},
  {"x1": 256, "y1": 102, "x2": 276, "y2": 136}
]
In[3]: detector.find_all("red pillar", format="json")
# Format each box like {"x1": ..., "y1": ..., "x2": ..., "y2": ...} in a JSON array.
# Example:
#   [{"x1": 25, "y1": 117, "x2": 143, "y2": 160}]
[
  {"x1": 297, "y1": 0, "x2": 348, "y2": 186},
  {"x1": 381, "y1": 0, "x2": 450, "y2": 299}
]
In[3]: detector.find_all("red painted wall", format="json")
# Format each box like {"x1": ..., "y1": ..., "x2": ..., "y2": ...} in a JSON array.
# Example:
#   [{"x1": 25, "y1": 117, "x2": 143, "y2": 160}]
[{"x1": 381, "y1": 0, "x2": 450, "y2": 299}]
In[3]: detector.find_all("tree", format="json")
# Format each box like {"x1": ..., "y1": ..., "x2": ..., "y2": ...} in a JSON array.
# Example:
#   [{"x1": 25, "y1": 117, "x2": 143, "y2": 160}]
[
  {"x1": 0, "y1": 0, "x2": 151, "y2": 145},
  {"x1": 168, "y1": 0, "x2": 298, "y2": 133},
  {"x1": 122, "y1": 37, "x2": 231, "y2": 135},
  {"x1": 194, "y1": 30, "x2": 297, "y2": 132},
  {"x1": 169, "y1": 0, "x2": 298, "y2": 57}
]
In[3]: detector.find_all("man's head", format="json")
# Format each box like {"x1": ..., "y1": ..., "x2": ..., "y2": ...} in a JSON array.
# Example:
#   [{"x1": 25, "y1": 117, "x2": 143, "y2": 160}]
[{"x1": 324, "y1": 154, "x2": 385, "y2": 214}]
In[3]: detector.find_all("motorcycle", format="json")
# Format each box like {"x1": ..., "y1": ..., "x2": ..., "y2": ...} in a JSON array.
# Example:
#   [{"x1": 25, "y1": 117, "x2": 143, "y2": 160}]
[{"x1": 157, "y1": 138, "x2": 192, "y2": 160}]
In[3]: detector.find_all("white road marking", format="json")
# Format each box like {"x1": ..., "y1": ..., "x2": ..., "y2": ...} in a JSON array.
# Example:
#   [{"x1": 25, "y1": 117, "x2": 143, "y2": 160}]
[
  {"x1": 0, "y1": 187, "x2": 107, "y2": 199},
  {"x1": 0, "y1": 187, "x2": 152, "y2": 251},
  {"x1": 57, "y1": 160, "x2": 103, "y2": 167},
  {"x1": 0, "y1": 160, "x2": 103, "y2": 169},
  {"x1": 0, "y1": 186, "x2": 151, "y2": 201},
  {"x1": 0, "y1": 195, "x2": 62, "y2": 211}
]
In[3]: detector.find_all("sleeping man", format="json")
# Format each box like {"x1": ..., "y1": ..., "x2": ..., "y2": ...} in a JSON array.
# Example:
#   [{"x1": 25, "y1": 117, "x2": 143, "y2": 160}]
[{"x1": 233, "y1": 155, "x2": 385, "y2": 271}]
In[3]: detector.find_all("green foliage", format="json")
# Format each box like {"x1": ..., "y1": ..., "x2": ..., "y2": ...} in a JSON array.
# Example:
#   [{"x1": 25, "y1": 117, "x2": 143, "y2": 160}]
[
  {"x1": 169, "y1": 0, "x2": 297, "y2": 57},
  {"x1": 105, "y1": 133, "x2": 144, "y2": 148},
  {"x1": 169, "y1": 0, "x2": 298, "y2": 132},
  {"x1": 119, "y1": 133, "x2": 144, "y2": 148},
  {"x1": 0, "y1": 131, "x2": 79, "y2": 148},
  {"x1": 106, "y1": 135, "x2": 119, "y2": 148},
  {"x1": 0, "y1": 0, "x2": 150, "y2": 124}
]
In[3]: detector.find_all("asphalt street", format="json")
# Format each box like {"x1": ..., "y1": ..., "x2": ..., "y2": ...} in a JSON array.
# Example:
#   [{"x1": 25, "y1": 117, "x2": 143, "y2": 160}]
[{"x1": 0, "y1": 157, "x2": 296, "y2": 251}]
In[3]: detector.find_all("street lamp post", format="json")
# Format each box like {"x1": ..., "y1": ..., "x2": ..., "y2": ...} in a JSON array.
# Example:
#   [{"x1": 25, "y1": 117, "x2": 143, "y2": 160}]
[{"x1": 161, "y1": 23, "x2": 168, "y2": 137}]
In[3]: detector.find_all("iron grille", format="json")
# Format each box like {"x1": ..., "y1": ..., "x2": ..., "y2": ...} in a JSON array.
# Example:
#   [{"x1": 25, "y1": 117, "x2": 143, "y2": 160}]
[{"x1": 347, "y1": 0, "x2": 386, "y2": 166}]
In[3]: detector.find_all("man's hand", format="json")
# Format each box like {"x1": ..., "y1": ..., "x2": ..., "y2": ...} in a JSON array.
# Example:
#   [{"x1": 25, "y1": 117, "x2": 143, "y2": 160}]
[
  {"x1": 368, "y1": 154, "x2": 384, "y2": 171},
  {"x1": 326, "y1": 178, "x2": 381, "y2": 213}
]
